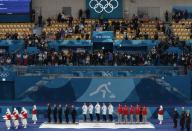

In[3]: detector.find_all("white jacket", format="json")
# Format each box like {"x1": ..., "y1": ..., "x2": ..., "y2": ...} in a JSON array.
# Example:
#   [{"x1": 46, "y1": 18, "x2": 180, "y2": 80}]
[
  {"x1": 95, "y1": 104, "x2": 101, "y2": 114},
  {"x1": 102, "y1": 105, "x2": 107, "y2": 115},
  {"x1": 88, "y1": 104, "x2": 93, "y2": 114},
  {"x1": 108, "y1": 105, "x2": 114, "y2": 115},
  {"x1": 82, "y1": 105, "x2": 88, "y2": 115}
]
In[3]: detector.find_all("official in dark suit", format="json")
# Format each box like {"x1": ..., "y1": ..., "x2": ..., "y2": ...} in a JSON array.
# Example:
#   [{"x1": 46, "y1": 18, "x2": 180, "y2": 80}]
[
  {"x1": 71, "y1": 105, "x2": 77, "y2": 124},
  {"x1": 64, "y1": 104, "x2": 70, "y2": 124},
  {"x1": 47, "y1": 103, "x2": 52, "y2": 123},
  {"x1": 180, "y1": 107, "x2": 186, "y2": 131},
  {"x1": 172, "y1": 108, "x2": 179, "y2": 128},
  {"x1": 58, "y1": 104, "x2": 62, "y2": 123},
  {"x1": 53, "y1": 104, "x2": 58, "y2": 123},
  {"x1": 186, "y1": 111, "x2": 191, "y2": 131}
]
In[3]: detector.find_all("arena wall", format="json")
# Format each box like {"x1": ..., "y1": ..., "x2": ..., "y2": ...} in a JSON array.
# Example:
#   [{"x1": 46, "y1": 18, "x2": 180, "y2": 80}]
[
  {"x1": 32, "y1": 0, "x2": 192, "y2": 20},
  {"x1": 123, "y1": 0, "x2": 192, "y2": 20}
]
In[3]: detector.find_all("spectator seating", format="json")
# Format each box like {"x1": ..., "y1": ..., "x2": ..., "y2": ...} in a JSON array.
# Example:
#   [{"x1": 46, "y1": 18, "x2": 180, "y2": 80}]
[
  {"x1": 116, "y1": 20, "x2": 166, "y2": 40},
  {"x1": 43, "y1": 19, "x2": 93, "y2": 40},
  {"x1": 172, "y1": 19, "x2": 192, "y2": 40},
  {"x1": 0, "y1": 23, "x2": 34, "y2": 39}
]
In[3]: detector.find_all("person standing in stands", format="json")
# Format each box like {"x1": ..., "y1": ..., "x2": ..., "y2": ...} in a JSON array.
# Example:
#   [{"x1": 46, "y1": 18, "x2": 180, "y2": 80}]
[
  {"x1": 82, "y1": 103, "x2": 88, "y2": 122},
  {"x1": 95, "y1": 102, "x2": 101, "y2": 121},
  {"x1": 88, "y1": 103, "x2": 94, "y2": 122},
  {"x1": 102, "y1": 103, "x2": 107, "y2": 122},
  {"x1": 142, "y1": 106, "x2": 148, "y2": 123},
  {"x1": 38, "y1": 15, "x2": 42, "y2": 27},
  {"x1": 58, "y1": 104, "x2": 62, "y2": 124},
  {"x1": 135, "y1": 105, "x2": 140, "y2": 123},
  {"x1": 186, "y1": 111, "x2": 191, "y2": 131},
  {"x1": 123, "y1": 104, "x2": 129, "y2": 124},
  {"x1": 158, "y1": 105, "x2": 164, "y2": 125},
  {"x1": 53, "y1": 104, "x2": 58, "y2": 123},
  {"x1": 64, "y1": 104, "x2": 70, "y2": 124},
  {"x1": 108, "y1": 103, "x2": 114, "y2": 122},
  {"x1": 71, "y1": 105, "x2": 77, "y2": 124},
  {"x1": 130, "y1": 105, "x2": 134, "y2": 123},
  {"x1": 172, "y1": 108, "x2": 179, "y2": 128},
  {"x1": 32, "y1": 105, "x2": 37, "y2": 124},
  {"x1": 180, "y1": 107, "x2": 186, "y2": 131},
  {"x1": 47, "y1": 103, "x2": 52, "y2": 123},
  {"x1": 118, "y1": 104, "x2": 123, "y2": 124}
]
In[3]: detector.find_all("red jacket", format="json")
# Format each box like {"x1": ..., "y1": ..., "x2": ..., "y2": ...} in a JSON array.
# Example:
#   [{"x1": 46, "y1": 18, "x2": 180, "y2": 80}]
[
  {"x1": 142, "y1": 107, "x2": 147, "y2": 116},
  {"x1": 118, "y1": 105, "x2": 123, "y2": 114},
  {"x1": 135, "y1": 106, "x2": 140, "y2": 115},
  {"x1": 123, "y1": 106, "x2": 129, "y2": 115},
  {"x1": 6, "y1": 114, "x2": 11, "y2": 120},
  {"x1": 158, "y1": 109, "x2": 164, "y2": 115},
  {"x1": 32, "y1": 109, "x2": 37, "y2": 115},
  {"x1": 130, "y1": 106, "x2": 134, "y2": 115},
  {"x1": 22, "y1": 112, "x2": 28, "y2": 119},
  {"x1": 14, "y1": 114, "x2": 19, "y2": 120}
]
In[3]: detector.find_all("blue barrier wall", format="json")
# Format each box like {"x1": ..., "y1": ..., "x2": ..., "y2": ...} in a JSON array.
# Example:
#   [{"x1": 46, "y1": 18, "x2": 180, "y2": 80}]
[
  {"x1": 0, "y1": 66, "x2": 190, "y2": 105},
  {"x1": 0, "y1": 66, "x2": 191, "y2": 121}
]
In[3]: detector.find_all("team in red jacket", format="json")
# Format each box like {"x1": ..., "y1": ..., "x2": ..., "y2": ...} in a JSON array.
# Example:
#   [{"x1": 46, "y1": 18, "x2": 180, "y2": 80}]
[
  {"x1": 32, "y1": 105, "x2": 38, "y2": 124},
  {"x1": 3, "y1": 108, "x2": 12, "y2": 130},
  {"x1": 135, "y1": 105, "x2": 141, "y2": 123},
  {"x1": 158, "y1": 105, "x2": 164, "y2": 125},
  {"x1": 12, "y1": 108, "x2": 19, "y2": 129},
  {"x1": 117, "y1": 104, "x2": 123, "y2": 123},
  {"x1": 21, "y1": 107, "x2": 28, "y2": 128},
  {"x1": 117, "y1": 104, "x2": 148, "y2": 123},
  {"x1": 123, "y1": 105, "x2": 129, "y2": 123}
]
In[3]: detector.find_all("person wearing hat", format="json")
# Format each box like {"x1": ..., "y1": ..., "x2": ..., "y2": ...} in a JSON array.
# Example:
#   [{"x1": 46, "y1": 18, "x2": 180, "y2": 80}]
[
  {"x1": 12, "y1": 108, "x2": 19, "y2": 129},
  {"x1": 3, "y1": 108, "x2": 12, "y2": 130},
  {"x1": 158, "y1": 105, "x2": 164, "y2": 125},
  {"x1": 32, "y1": 105, "x2": 37, "y2": 124}
]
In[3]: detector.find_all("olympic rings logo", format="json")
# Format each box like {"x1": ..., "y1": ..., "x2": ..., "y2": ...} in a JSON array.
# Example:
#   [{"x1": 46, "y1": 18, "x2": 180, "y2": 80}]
[
  {"x1": 0, "y1": 73, "x2": 9, "y2": 78},
  {"x1": 89, "y1": 0, "x2": 119, "y2": 14}
]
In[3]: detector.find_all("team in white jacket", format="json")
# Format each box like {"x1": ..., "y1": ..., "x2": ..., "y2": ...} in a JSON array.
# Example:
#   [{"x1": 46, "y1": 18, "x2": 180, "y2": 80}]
[{"x1": 82, "y1": 103, "x2": 114, "y2": 122}]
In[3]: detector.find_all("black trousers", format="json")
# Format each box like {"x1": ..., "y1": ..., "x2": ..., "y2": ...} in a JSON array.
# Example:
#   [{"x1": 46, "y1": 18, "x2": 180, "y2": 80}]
[
  {"x1": 54, "y1": 114, "x2": 57, "y2": 123},
  {"x1": 109, "y1": 114, "x2": 113, "y2": 122},
  {"x1": 173, "y1": 119, "x2": 177, "y2": 128},
  {"x1": 103, "y1": 115, "x2": 106, "y2": 122},
  {"x1": 65, "y1": 115, "x2": 69, "y2": 123},
  {"x1": 96, "y1": 113, "x2": 100, "y2": 121},
  {"x1": 48, "y1": 114, "x2": 51, "y2": 123},
  {"x1": 89, "y1": 114, "x2": 93, "y2": 122},
  {"x1": 180, "y1": 122, "x2": 185, "y2": 130},
  {"x1": 72, "y1": 115, "x2": 76, "y2": 123},
  {"x1": 58, "y1": 116, "x2": 62, "y2": 123},
  {"x1": 187, "y1": 127, "x2": 190, "y2": 131},
  {"x1": 83, "y1": 114, "x2": 87, "y2": 122}
]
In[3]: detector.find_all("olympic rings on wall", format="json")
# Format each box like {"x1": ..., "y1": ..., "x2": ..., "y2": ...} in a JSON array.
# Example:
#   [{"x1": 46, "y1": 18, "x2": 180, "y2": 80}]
[{"x1": 89, "y1": 0, "x2": 119, "y2": 14}]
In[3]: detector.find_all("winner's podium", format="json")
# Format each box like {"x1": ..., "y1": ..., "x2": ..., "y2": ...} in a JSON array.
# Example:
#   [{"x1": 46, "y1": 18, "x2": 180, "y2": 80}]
[{"x1": 40, "y1": 121, "x2": 155, "y2": 129}]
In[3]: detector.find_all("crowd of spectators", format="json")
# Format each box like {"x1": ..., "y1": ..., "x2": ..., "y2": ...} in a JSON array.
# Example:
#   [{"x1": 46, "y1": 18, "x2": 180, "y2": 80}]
[
  {"x1": 0, "y1": 39, "x2": 191, "y2": 72},
  {"x1": 0, "y1": 12, "x2": 192, "y2": 72}
]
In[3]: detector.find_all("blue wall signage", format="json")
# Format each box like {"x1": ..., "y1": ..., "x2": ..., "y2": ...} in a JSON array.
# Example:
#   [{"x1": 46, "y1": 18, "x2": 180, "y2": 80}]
[{"x1": 92, "y1": 31, "x2": 114, "y2": 42}]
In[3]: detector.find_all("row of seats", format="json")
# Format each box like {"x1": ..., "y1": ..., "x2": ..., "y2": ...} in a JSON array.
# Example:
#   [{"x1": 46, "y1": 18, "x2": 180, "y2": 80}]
[
  {"x1": 0, "y1": 23, "x2": 34, "y2": 39},
  {"x1": 172, "y1": 19, "x2": 192, "y2": 40},
  {"x1": 0, "y1": 19, "x2": 191, "y2": 40}
]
